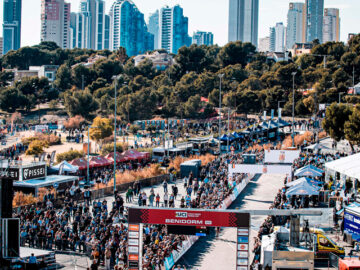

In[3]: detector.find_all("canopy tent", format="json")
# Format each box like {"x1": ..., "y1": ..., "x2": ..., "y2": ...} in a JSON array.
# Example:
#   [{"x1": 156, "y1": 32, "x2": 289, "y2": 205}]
[
  {"x1": 105, "y1": 152, "x2": 129, "y2": 163},
  {"x1": 219, "y1": 134, "x2": 235, "y2": 142},
  {"x1": 336, "y1": 202, "x2": 360, "y2": 215},
  {"x1": 122, "y1": 150, "x2": 148, "y2": 161},
  {"x1": 286, "y1": 177, "x2": 322, "y2": 189},
  {"x1": 277, "y1": 119, "x2": 291, "y2": 128},
  {"x1": 70, "y1": 158, "x2": 88, "y2": 170},
  {"x1": 294, "y1": 165, "x2": 324, "y2": 177},
  {"x1": 286, "y1": 181, "x2": 320, "y2": 196},
  {"x1": 305, "y1": 143, "x2": 331, "y2": 151},
  {"x1": 325, "y1": 152, "x2": 360, "y2": 180},
  {"x1": 232, "y1": 132, "x2": 244, "y2": 139},
  {"x1": 51, "y1": 161, "x2": 79, "y2": 173},
  {"x1": 89, "y1": 156, "x2": 112, "y2": 167}
]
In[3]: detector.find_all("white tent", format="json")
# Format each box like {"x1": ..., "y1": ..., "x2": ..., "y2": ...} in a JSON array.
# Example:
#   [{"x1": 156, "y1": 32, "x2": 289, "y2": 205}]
[
  {"x1": 305, "y1": 143, "x2": 331, "y2": 151},
  {"x1": 325, "y1": 152, "x2": 360, "y2": 180},
  {"x1": 51, "y1": 161, "x2": 79, "y2": 173}
]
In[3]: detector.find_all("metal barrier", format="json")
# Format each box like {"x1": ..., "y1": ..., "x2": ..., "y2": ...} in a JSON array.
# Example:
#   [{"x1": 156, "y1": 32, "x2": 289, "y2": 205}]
[{"x1": 328, "y1": 252, "x2": 339, "y2": 268}]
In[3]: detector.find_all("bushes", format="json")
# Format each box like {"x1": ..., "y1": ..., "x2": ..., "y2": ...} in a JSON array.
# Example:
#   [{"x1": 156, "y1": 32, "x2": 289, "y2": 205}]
[
  {"x1": 169, "y1": 154, "x2": 216, "y2": 171},
  {"x1": 26, "y1": 140, "x2": 48, "y2": 156},
  {"x1": 63, "y1": 115, "x2": 85, "y2": 129},
  {"x1": 56, "y1": 149, "x2": 84, "y2": 163},
  {"x1": 101, "y1": 142, "x2": 128, "y2": 155},
  {"x1": 22, "y1": 133, "x2": 61, "y2": 146},
  {"x1": 13, "y1": 192, "x2": 38, "y2": 207}
]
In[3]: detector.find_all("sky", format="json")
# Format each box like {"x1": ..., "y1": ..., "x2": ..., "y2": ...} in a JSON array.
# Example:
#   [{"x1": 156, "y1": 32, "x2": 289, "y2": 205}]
[{"x1": 0, "y1": 0, "x2": 359, "y2": 47}]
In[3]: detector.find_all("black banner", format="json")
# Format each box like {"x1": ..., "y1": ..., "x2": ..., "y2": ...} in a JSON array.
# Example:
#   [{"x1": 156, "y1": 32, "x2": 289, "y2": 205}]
[
  {"x1": 22, "y1": 165, "x2": 46, "y2": 180},
  {"x1": 0, "y1": 168, "x2": 19, "y2": 180}
]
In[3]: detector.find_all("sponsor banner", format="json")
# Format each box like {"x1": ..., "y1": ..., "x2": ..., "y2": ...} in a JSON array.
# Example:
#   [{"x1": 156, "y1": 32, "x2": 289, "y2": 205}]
[
  {"x1": 264, "y1": 150, "x2": 300, "y2": 164},
  {"x1": 237, "y1": 251, "x2": 248, "y2": 258},
  {"x1": 237, "y1": 258, "x2": 248, "y2": 265},
  {"x1": 128, "y1": 246, "x2": 139, "y2": 253},
  {"x1": 237, "y1": 266, "x2": 248, "y2": 270},
  {"x1": 128, "y1": 254, "x2": 139, "y2": 261},
  {"x1": 129, "y1": 239, "x2": 139, "y2": 246},
  {"x1": 237, "y1": 244, "x2": 248, "y2": 251},
  {"x1": 128, "y1": 208, "x2": 250, "y2": 228},
  {"x1": 237, "y1": 236, "x2": 249, "y2": 243},
  {"x1": 0, "y1": 168, "x2": 19, "y2": 180},
  {"x1": 129, "y1": 231, "x2": 139, "y2": 238},
  {"x1": 237, "y1": 229, "x2": 249, "y2": 236},
  {"x1": 229, "y1": 164, "x2": 292, "y2": 176},
  {"x1": 22, "y1": 165, "x2": 46, "y2": 180},
  {"x1": 129, "y1": 224, "x2": 140, "y2": 231},
  {"x1": 344, "y1": 209, "x2": 360, "y2": 236}
]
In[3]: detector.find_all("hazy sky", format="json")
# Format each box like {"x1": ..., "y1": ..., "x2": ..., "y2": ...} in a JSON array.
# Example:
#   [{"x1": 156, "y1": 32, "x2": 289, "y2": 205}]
[{"x1": 0, "y1": 0, "x2": 359, "y2": 47}]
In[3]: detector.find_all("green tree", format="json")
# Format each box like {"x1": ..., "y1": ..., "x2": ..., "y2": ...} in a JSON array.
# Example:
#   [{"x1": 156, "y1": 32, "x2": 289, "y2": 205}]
[
  {"x1": 64, "y1": 90, "x2": 99, "y2": 119},
  {"x1": 56, "y1": 150, "x2": 84, "y2": 163},
  {"x1": 89, "y1": 117, "x2": 114, "y2": 147},
  {"x1": 183, "y1": 95, "x2": 202, "y2": 118},
  {"x1": 322, "y1": 103, "x2": 352, "y2": 142},
  {"x1": 54, "y1": 64, "x2": 73, "y2": 91},
  {"x1": 0, "y1": 87, "x2": 28, "y2": 112},
  {"x1": 217, "y1": 41, "x2": 256, "y2": 67},
  {"x1": 0, "y1": 71, "x2": 14, "y2": 87},
  {"x1": 345, "y1": 105, "x2": 360, "y2": 150},
  {"x1": 26, "y1": 140, "x2": 48, "y2": 157}
]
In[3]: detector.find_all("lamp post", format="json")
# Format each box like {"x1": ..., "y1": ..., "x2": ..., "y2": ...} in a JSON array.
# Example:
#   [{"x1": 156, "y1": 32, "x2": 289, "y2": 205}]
[
  {"x1": 277, "y1": 101, "x2": 285, "y2": 141},
  {"x1": 112, "y1": 75, "x2": 122, "y2": 193},
  {"x1": 87, "y1": 125, "x2": 99, "y2": 187},
  {"x1": 338, "y1": 92, "x2": 344, "y2": 104},
  {"x1": 291, "y1": 72, "x2": 297, "y2": 147},
  {"x1": 218, "y1": 73, "x2": 224, "y2": 156}
]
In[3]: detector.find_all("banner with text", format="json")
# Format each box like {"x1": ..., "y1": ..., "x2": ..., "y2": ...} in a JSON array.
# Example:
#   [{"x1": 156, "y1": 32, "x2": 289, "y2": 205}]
[
  {"x1": 229, "y1": 164, "x2": 292, "y2": 176},
  {"x1": 264, "y1": 150, "x2": 300, "y2": 164}
]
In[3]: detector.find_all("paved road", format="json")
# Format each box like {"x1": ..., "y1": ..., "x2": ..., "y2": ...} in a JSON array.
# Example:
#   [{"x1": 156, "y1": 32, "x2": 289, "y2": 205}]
[{"x1": 177, "y1": 173, "x2": 286, "y2": 270}]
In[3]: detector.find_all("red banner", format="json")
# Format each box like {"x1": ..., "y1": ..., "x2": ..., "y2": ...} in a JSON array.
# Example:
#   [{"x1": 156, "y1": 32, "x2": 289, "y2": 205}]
[{"x1": 128, "y1": 208, "x2": 250, "y2": 228}]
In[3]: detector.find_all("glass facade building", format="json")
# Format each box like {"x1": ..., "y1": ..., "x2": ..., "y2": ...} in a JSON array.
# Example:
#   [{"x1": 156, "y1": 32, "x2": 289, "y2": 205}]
[
  {"x1": 3, "y1": 0, "x2": 22, "y2": 55},
  {"x1": 305, "y1": 0, "x2": 324, "y2": 43}
]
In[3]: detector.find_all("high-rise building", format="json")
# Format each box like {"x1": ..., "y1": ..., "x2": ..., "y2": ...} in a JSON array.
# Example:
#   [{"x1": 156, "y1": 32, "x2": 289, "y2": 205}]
[
  {"x1": 228, "y1": 0, "x2": 259, "y2": 47},
  {"x1": 323, "y1": 8, "x2": 340, "y2": 43},
  {"x1": 158, "y1": 5, "x2": 191, "y2": 54},
  {"x1": 41, "y1": 0, "x2": 71, "y2": 49},
  {"x1": 269, "y1": 23, "x2": 285, "y2": 52},
  {"x1": 148, "y1": 11, "x2": 159, "y2": 49},
  {"x1": 286, "y1": 2, "x2": 305, "y2": 50},
  {"x1": 104, "y1": 15, "x2": 110, "y2": 50},
  {"x1": 3, "y1": 0, "x2": 22, "y2": 55},
  {"x1": 70, "y1": 13, "x2": 77, "y2": 49},
  {"x1": 258, "y1": 36, "x2": 270, "y2": 52},
  {"x1": 109, "y1": 0, "x2": 154, "y2": 56},
  {"x1": 305, "y1": 0, "x2": 324, "y2": 43},
  {"x1": 0, "y1": 37, "x2": 3, "y2": 57},
  {"x1": 192, "y1": 31, "x2": 214, "y2": 46}
]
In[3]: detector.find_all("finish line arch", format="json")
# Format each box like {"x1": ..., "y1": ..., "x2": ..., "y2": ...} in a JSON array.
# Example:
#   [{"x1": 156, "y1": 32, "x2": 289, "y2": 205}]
[{"x1": 127, "y1": 207, "x2": 251, "y2": 270}]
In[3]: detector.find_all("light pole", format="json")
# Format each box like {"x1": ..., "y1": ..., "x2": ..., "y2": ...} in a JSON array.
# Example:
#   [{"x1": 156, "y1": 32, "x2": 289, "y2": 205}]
[
  {"x1": 218, "y1": 73, "x2": 224, "y2": 155},
  {"x1": 81, "y1": 75, "x2": 85, "y2": 90},
  {"x1": 338, "y1": 92, "x2": 344, "y2": 104},
  {"x1": 277, "y1": 101, "x2": 285, "y2": 141},
  {"x1": 291, "y1": 72, "x2": 297, "y2": 147},
  {"x1": 87, "y1": 125, "x2": 99, "y2": 187},
  {"x1": 112, "y1": 75, "x2": 122, "y2": 193},
  {"x1": 227, "y1": 109, "x2": 230, "y2": 153}
]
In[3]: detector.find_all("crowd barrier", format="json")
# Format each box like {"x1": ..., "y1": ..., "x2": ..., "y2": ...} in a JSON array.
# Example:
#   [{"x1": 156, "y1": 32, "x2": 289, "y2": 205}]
[{"x1": 164, "y1": 174, "x2": 253, "y2": 270}]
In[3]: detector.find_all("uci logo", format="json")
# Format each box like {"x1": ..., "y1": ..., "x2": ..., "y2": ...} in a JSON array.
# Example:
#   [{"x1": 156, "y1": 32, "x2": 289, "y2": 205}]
[{"x1": 176, "y1": 212, "x2": 188, "y2": 218}]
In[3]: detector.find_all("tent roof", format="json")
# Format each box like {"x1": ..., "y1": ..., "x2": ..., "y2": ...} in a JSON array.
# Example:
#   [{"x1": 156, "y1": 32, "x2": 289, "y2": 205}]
[
  {"x1": 105, "y1": 152, "x2": 128, "y2": 163},
  {"x1": 122, "y1": 150, "x2": 147, "y2": 160},
  {"x1": 286, "y1": 177, "x2": 322, "y2": 189},
  {"x1": 70, "y1": 158, "x2": 88, "y2": 170},
  {"x1": 305, "y1": 143, "x2": 331, "y2": 151},
  {"x1": 325, "y1": 152, "x2": 360, "y2": 180},
  {"x1": 89, "y1": 156, "x2": 111, "y2": 167},
  {"x1": 52, "y1": 161, "x2": 79, "y2": 173},
  {"x1": 294, "y1": 165, "x2": 323, "y2": 177},
  {"x1": 286, "y1": 181, "x2": 319, "y2": 196}
]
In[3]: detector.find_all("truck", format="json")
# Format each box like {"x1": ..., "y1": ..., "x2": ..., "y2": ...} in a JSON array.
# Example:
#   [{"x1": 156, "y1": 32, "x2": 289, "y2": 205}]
[{"x1": 312, "y1": 228, "x2": 345, "y2": 259}]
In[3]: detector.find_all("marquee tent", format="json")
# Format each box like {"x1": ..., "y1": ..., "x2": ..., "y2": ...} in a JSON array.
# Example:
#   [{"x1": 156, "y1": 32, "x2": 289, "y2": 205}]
[
  {"x1": 122, "y1": 150, "x2": 149, "y2": 161},
  {"x1": 305, "y1": 143, "x2": 331, "y2": 152},
  {"x1": 286, "y1": 181, "x2": 320, "y2": 196},
  {"x1": 294, "y1": 165, "x2": 324, "y2": 177},
  {"x1": 51, "y1": 161, "x2": 79, "y2": 173},
  {"x1": 70, "y1": 158, "x2": 88, "y2": 170},
  {"x1": 105, "y1": 152, "x2": 129, "y2": 163},
  {"x1": 89, "y1": 156, "x2": 111, "y2": 167},
  {"x1": 325, "y1": 152, "x2": 360, "y2": 180},
  {"x1": 285, "y1": 177, "x2": 322, "y2": 189}
]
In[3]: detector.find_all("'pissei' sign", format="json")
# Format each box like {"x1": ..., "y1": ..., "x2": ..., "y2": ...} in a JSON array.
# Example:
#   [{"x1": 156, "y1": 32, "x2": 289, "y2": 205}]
[{"x1": 22, "y1": 165, "x2": 46, "y2": 180}]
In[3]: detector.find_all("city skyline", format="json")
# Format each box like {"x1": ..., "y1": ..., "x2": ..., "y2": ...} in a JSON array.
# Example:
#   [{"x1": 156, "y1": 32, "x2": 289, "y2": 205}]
[{"x1": 0, "y1": 0, "x2": 359, "y2": 49}]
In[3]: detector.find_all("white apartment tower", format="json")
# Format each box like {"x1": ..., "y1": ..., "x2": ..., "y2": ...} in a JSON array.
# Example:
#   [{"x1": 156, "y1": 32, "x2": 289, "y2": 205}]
[
  {"x1": 41, "y1": 0, "x2": 71, "y2": 49},
  {"x1": 286, "y1": 2, "x2": 305, "y2": 50},
  {"x1": 323, "y1": 8, "x2": 340, "y2": 43}
]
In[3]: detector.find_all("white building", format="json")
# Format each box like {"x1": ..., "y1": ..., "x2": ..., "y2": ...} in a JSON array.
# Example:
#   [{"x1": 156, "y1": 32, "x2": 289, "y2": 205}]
[
  {"x1": 41, "y1": 0, "x2": 71, "y2": 49},
  {"x1": 258, "y1": 37, "x2": 270, "y2": 52},
  {"x1": 270, "y1": 22, "x2": 285, "y2": 52},
  {"x1": 134, "y1": 51, "x2": 174, "y2": 70},
  {"x1": 11, "y1": 65, "x2": 59, "y2": 82},
  {"x1": 192, "y1": 31, "x2": 214, "y2": 46},
  {"x1": 323, "y1": 8, "x2": 340, "y2": 43},
  {"x1": 286, "y1": 2, "x2": 305, "y2": 50}
]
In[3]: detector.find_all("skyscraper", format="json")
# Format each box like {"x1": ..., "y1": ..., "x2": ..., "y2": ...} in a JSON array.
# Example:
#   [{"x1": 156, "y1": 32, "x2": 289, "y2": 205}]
[
  {"x1": 323, "y1": 8, "x2": 340, "y2": 43},
  {"x1": 258, "y1": 37, "x2": 270, "y2": 52},
  {"x1": 0, "y1": 37, "x2": 3, "y2": 57},
  {"x1": 286, "y1": 2, "x2": 305, "y2": 50},
  {"x1": 305, "y1": 0, "x2": 324, "y2": 43},
  {"x1": 270, "y1": 23, "x2": 285, "y2": 52},
  {"x1": 158, "y1": 5, "x2": 191, "y2": 54},
  {"x1": 228, "y1": 0, "x2": 259, "y2": 47},
  {"x1": 192, "y1": 31, "x2": 214, "y2": 46},
  {"x1": 41, "y1": 0, "x2": 71, "y2": 49},
  {"x1": 109, "y1": 0, "x2": 154, "y2": 56},
  {"x1": 3, "y1": 0, "x2": 22, "y2": 55},
  {"x1": 148, "y1": 11, "x2": 159, "y2": 49}
]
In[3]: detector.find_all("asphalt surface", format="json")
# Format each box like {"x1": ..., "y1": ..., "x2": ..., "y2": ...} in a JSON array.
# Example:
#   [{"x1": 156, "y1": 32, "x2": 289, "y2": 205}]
[{"x1": 177, "y1": 173, "x2": 286, "y2": 270}]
